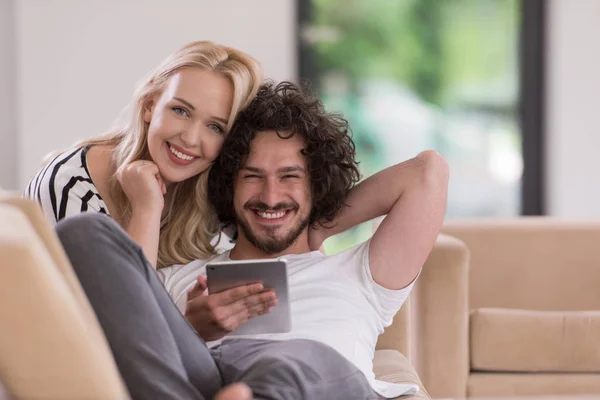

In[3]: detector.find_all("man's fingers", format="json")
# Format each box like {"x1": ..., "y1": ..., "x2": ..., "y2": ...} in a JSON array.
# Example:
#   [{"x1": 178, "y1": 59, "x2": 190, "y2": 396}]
[
  {"x1": 247, "y1": 298, "x2": 277, "y2": 318},
  {"x1": 219, "y1": 295, "x2": 276, "y2": 332},
  {"x1": 196, "y1": 275, "x2": 208, "y2": 291},
  {"x1": 203, "y1": 290, "x2": 277, "y2": 327},
  {"x1": 187, "y1": 275, "x2": 208, "y2": 300},
  {"x1": 213, "y1": 282, "x2": 265, "y2": 304},
  {"x1": 222, "y1": 291, "x2": 277, "y2": 323},
  {"x1": 232, "y1": 289, "x2": 276, "y2": 309}
]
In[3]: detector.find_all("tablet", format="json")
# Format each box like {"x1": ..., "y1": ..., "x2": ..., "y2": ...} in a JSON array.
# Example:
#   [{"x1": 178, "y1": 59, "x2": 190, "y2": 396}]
[{"x1": 206, "y1": 258, "x2": 291, "y2": 336}]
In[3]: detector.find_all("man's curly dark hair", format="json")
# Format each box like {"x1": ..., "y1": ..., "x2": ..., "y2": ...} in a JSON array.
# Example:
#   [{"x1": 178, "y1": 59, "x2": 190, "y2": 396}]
[{"x1": 207, "y1": 81, "x2": 361, "y2": 229}]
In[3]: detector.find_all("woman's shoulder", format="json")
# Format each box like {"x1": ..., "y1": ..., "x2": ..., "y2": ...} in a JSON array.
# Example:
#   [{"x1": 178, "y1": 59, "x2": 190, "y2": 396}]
[
  {"x1": 24, "y1": 145, "x2": 109, "y2": 223},
  {"x1": 24, "y1": 146, "x2": 88, "y2": 194}
]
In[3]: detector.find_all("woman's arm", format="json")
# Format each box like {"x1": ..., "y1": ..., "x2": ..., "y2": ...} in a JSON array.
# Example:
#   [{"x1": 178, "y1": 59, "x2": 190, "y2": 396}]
[
  {"x1": 125, "y1": 209, "x2": 162, "y2": 268},
  {"x1": 117, "y1": 160, "x2": 167, "y2": 269}
]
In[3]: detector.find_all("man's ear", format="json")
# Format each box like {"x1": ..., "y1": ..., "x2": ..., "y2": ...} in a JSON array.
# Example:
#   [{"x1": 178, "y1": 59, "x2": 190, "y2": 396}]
[{"x1": 143, "y1": 97, "x2": 157, "y2": 123}]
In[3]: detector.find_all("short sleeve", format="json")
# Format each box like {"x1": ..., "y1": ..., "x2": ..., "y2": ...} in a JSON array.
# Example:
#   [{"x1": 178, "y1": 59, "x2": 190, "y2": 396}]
[
  {"x1": 23, "y1": 147, "x2": 109, "y2": 226},
  {"x1": 337, "y1": 239, "x2": 418, "y2": 327}
]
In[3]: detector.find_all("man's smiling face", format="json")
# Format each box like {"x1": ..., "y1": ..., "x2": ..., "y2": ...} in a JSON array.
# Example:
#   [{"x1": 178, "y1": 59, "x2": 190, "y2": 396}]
[{"x1": 233, "y1": 130, "x2": 312, "y2": 255}]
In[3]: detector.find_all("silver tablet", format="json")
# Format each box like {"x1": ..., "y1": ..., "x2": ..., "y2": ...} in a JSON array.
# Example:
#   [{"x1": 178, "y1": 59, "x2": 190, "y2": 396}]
[{"x1": 206, "y1": 258, "x2": 291, "y2": 336}]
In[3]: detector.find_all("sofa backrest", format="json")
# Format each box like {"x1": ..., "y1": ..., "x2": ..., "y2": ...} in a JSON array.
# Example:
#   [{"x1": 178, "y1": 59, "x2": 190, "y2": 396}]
[
  {"x1": 443, "y1": 218, "x2": 600, "y2": 311},
  {"x1": 0, "y1": 194, "x2": 129, "y2": 399}
]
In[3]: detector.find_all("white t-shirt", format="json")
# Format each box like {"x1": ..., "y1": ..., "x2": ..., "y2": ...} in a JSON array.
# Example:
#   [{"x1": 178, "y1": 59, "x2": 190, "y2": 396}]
[{"x1": 158, "y1": 240, "x2": 419, "y2": 397}]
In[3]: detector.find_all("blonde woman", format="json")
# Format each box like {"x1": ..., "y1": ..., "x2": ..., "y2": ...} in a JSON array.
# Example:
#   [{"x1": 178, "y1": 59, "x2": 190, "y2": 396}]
[
  {"x1": 25, "y1": 41, "x2": 263, "y2": 269},
  {"x1": 26, "y1": 40, "x2": 292, "y2": 346},
  {"x1": 23, "y1": 40, "x2": 265, "y2": 400}
]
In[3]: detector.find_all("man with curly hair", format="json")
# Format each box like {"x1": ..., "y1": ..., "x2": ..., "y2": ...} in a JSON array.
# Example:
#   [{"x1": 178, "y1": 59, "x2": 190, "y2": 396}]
[
  {"x1": 55, "y1": 81, "x2": 448, "y2": 399},
  {"x1": 158, "y1": 81, "x2": 450, "y2": 399}
]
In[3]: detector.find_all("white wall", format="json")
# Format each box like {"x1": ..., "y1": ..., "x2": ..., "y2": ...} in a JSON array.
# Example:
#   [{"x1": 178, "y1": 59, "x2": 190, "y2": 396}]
[
  {"x1": 5, "y1": 0, "x2": 600, "y2": 217},
  {"x1": 545, "y1": 0, "x2": 600, "y2": 218},
  {"x1": 11, "y1": 0, "x2": 296, "y2": 190},
  {"x1": 0, "y1": 0, "x2": 17, "y2": 190}
]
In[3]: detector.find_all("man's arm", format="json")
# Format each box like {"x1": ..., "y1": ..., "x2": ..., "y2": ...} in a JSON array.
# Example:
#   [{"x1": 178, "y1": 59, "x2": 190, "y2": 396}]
[{"x1": 367, "y1": 150, "x2": 449, "y2": 290}]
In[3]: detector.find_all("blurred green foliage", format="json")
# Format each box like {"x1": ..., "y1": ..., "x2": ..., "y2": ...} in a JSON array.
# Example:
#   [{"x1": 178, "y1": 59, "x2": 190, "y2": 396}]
[{"x1": 309, "y1": 0, "x2": 520, "y2": 254}]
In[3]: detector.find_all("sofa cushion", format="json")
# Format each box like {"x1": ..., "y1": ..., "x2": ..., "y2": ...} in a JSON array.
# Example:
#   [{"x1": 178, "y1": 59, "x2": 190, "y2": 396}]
[
  {"x1": 470, "y1": 308, "x2": 600, "y2": 372},
  {"x1": 0, "y1": 203, "x2": 128, "y2": 399},
  {"x1": 468, "y1": 372, "x2": 600, "y2": 396},
  {"x1": 373, "y1": 350, "x2": 430, "y2": 399}
]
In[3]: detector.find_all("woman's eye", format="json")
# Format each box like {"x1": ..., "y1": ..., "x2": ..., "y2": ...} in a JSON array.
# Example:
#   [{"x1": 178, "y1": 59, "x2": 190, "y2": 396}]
[
  {"x1": 209, "y1": 124, "x2": 224, "y2": 134},
  {"x1": 172, "y1": 107, "x2": 189, "y2": 117}
]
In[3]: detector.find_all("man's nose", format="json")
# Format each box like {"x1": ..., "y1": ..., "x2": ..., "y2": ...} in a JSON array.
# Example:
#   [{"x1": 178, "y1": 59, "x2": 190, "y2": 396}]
[{"x1": 259, "y1": 179, "x2": 283, "y2": 208}]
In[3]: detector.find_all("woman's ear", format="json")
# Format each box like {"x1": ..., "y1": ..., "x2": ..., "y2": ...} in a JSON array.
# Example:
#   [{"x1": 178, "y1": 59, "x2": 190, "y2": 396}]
[{"x1": 143, "y1": 97, "x2": 156, "y2": 123}]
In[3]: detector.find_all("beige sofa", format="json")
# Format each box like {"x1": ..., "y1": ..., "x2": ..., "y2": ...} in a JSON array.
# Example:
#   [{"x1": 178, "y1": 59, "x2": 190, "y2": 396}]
[
  {"x1": 0, "y1": 193, "x2": 437, "y2": 399},
  {"x1": 412, "y1": 219, "x2": 600, "y2": 398}
]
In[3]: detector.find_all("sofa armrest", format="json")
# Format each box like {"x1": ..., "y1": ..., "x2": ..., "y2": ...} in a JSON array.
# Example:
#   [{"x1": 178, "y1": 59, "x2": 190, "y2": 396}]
[
  {"x1": 410, "y1": 233, "x2": 470, "y2": 398},
  {"x1": 374, "y1": 349, "x2": 430, "y2": 399},
  {"x1": 376, "y1": 298, "x2": 410, "y2": 355},
  {"x1": 0, "y1": 204, "x2": 129, "y2": 399}
]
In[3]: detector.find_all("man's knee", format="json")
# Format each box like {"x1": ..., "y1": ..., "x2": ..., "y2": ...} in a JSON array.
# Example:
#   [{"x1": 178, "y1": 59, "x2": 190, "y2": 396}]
[
  {"x1": 56, "y1": 213, "x2": 121, "y2": 246},
  {"x1": 244, "y1": 343, "x2": 371, "y2": 400},
  {"x1": 250, "y1": 341, "x2": 355, "y2": 384}
]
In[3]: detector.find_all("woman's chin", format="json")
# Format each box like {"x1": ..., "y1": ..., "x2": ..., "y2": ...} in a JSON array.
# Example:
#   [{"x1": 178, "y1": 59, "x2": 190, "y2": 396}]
[{"x1": 158, "y1": 168, "x2": 198, "y2": 186}]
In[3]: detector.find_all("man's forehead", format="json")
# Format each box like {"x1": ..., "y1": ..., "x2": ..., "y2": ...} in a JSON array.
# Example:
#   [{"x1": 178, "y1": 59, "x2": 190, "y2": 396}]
[
  {"x1": 249, "y1": 130, "x2": 304, "y2": 153},
  {"x1": 243, "y1": 130, "x2": 306, "y2": 168}
]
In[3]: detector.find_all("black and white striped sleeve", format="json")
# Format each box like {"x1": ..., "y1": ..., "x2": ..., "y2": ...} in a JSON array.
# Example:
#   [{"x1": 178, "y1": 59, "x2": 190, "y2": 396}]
[{"x1": 23, "y1": 147, "x2": 108, "y2": 226}]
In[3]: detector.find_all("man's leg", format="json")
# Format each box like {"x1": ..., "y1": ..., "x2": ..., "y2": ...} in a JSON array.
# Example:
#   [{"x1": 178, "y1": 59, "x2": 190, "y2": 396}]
[
  {"x1": 56, "y1": 213, "x2": 221, "y2": 400},
  {"x1": 212, "y1": 339, "x2": 379, "y2": 400}
]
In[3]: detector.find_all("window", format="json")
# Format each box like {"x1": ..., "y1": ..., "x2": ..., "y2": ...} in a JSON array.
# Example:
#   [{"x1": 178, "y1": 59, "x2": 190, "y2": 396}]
[{"x1": 298, "y1": 0, "x2": 544, "y2": 254}]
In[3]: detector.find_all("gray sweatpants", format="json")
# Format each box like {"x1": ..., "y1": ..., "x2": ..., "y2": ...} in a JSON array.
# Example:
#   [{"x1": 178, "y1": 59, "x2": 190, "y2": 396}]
[{"x1": 56, "y1": 213, "x2": 378, "y2": 400}]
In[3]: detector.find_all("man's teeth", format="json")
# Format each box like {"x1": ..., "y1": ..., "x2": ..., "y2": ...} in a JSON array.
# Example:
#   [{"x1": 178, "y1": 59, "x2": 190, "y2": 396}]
[
  {"x1": 257, "y1": 211, "x2": 287, "y2": 219},
  {"x1": 169, "y1": 144, "x2": 194, "y2": 161}
]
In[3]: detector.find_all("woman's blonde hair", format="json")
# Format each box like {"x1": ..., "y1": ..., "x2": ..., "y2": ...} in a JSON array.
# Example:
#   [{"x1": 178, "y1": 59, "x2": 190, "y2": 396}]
[{"x1": 77, "y1": 40, "x2": 263, "y2": 268}]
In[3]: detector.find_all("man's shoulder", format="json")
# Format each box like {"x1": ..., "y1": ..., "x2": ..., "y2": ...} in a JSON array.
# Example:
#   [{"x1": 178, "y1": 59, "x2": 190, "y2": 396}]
[
  {"x1": 326, "y1": 239, "x2": 371, "y2": 261},
  {"x1": 285, "y1": 240, "x2": 371, "y2": 266},
  {"x1": 158, "y1": 252, "x2": 229, "y2": 283}
]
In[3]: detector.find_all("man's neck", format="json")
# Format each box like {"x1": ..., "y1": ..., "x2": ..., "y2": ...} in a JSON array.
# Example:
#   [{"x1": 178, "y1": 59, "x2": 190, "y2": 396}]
[{"x1": 229, "y1": 232, "x2": 312, "y2": 260}]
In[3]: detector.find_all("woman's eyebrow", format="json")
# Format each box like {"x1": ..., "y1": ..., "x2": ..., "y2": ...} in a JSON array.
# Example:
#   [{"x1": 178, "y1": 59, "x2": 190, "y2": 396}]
[
  {"x1": 173, "y1": 96, "x2": 228, "y2": 125},
  {"x1": 173, "y1": 97, "x2": 196, "y2": 111}
]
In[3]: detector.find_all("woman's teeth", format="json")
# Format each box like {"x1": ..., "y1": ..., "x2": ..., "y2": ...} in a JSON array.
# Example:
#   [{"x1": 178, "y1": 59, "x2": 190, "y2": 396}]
[
  {"x1": 169, "y1": 144, "x2": 194, "y2": 161},
  {"x1": 257, "y1": 211, "x2": 287, "y2": 219}
]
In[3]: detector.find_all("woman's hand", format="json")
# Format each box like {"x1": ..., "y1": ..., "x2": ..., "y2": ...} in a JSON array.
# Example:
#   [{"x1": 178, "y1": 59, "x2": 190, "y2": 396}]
[
  {"x1": 117, "y1": 160, "x2": 166, "y2": 216},
  {"x1": 117, "y1": 160, "x2": 166, "y2": 267}
]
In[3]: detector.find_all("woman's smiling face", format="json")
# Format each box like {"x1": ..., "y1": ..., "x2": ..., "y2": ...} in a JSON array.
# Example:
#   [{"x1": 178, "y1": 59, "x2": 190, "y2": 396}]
[{"x1": 145, "y1": 67, "x2": 233, "y2": 185}]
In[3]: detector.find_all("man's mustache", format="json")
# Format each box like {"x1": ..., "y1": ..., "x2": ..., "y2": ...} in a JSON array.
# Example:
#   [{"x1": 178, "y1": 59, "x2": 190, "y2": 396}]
[{"x1": 244, "y1": 201, "x2": 299, "y2": 212}]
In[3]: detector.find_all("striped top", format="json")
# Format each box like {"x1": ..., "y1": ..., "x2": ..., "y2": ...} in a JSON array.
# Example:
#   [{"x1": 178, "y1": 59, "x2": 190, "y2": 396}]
[{"x1": 24, "y1": 146, "x2": 109, "y2": 226}]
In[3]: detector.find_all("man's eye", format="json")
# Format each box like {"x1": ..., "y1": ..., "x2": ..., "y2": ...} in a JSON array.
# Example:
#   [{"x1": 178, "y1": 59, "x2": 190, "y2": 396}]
[
  {"x1": 172, "y1": 107, "x2": 189, "y2": 117},
  {"x1": 209, "y1": 124, "x2": 224, "y2": 134},
  {"x1": 283, "y1": 175, "x2": 300, "y2": 179},
  {"x1": 243, "y1": 174, "x2": 260, "y2": 179}
]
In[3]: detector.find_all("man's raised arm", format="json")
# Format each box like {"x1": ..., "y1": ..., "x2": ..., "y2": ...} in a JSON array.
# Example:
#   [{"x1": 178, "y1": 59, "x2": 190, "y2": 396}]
[{"x1": 366, "y1": 150, "x2": 449, "y2": 290}]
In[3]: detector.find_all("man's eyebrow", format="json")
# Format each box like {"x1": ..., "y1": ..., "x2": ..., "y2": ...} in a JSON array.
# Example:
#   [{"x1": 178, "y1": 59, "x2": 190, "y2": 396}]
[
  {"x1": 241, "y1": 166, "x2": 264, "y2": 173},
  {"x1": 173, "y1": 96, "x2": 229, "y2": 125},
  {"x1": 278, "y1": 166, "x2": 305, "y2": 174},
  {"x1": 241, "y1": 166, "x2": 306, "y2": 174}
]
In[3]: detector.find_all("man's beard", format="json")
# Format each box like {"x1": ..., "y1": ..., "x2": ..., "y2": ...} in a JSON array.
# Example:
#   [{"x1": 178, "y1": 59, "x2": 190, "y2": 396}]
[{"x1": 237, "y1": 202, "x2": 310, "y2": 254}]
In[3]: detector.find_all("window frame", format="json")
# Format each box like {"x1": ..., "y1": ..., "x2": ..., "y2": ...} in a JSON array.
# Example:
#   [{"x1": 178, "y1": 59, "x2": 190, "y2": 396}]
[{"x1": 296, "y1": 0, "x2": 547, "y2": 216}]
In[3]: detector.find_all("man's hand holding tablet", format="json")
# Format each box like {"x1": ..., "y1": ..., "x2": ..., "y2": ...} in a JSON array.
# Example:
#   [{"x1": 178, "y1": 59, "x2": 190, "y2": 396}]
[
  {"x1": 184, "y1": 273, "x2": 278, "y2": 342},
  {"x1": 184, "y1": 258, "x2": 291, "y2": 341}
]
